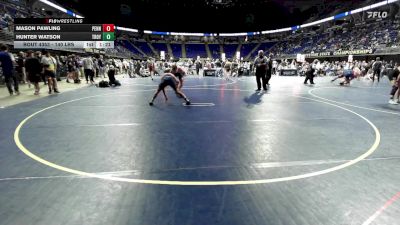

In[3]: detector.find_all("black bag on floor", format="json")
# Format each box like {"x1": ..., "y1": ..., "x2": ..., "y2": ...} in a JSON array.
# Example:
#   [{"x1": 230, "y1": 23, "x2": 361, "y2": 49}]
[
  {"x1": 74, "y1": 79, "x2": 81, "y2": 84},
  {"x1": 98, "y1": 80, "x2": 110, "y2": 88}
]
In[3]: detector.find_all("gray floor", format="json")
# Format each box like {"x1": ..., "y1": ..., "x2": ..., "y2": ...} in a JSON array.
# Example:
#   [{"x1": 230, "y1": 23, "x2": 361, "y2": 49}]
[{"x1": 0, "y1": 75, "x2": 399, "y2": 225}]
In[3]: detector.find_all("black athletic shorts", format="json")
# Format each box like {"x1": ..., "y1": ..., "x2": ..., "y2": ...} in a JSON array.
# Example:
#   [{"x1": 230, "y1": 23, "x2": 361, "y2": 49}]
[
  {"x1": 174, "y1": 72, "x2": 183, "y2": 81},
  {"x1": 44, "y1": 70, "x2": 56, "y2": 78},
  {"x1": 159, "y1": 79, "x2": 177, "y2": 91},
  {"x1": 345, "y1": 74, "x2": 354, "y2": 80}
]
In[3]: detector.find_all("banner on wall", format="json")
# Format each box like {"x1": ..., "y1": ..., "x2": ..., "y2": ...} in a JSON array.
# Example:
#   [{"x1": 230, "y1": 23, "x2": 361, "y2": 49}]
[{"x1": 303, "y1": 49, "x2": 374, "y2": 58}]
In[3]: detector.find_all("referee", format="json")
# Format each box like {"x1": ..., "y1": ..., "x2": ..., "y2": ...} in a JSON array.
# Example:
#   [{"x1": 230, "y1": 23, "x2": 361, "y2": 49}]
[
  {"x1": 372, "y1": 57, "x2": 382, "y2": 83},
  {"x1": 254, "y1": 50, "x2": 267, "y2": 91}
]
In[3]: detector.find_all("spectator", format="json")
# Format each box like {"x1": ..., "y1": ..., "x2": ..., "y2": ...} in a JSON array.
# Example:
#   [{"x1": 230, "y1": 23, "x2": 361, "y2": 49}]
[
  {"x1": 25, "y1": 50, "x2": 42, "y2": 95},
  {"x1": 41, "y1": 50, "x2": 59, "y2": 93},
  {"x1": 372, "y1": 57, "x2": 382, "y2": 83},
  {"x1": 82, "y1": 56, "x2": 95, "y2": 84},
  {"x1": 0, "y1": 44, "x2": 19, "y2": 96},
  {"x1": 15, "y1": 51, "x2": 26, "y2": 84},
  {"x1": 254, "y1": 50, "x2": 268, "y2": 91}
]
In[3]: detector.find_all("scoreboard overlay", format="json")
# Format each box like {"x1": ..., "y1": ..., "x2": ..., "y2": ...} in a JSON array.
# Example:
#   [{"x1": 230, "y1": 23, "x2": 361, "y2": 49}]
[{"x1": 13, "y1": 19, "x2": 115, "y2": 49}]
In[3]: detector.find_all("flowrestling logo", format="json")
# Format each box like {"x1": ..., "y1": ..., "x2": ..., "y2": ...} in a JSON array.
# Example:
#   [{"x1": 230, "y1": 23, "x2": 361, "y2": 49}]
[{"x1": 367, "y1": 11, "x2": 388, "y2": 19}]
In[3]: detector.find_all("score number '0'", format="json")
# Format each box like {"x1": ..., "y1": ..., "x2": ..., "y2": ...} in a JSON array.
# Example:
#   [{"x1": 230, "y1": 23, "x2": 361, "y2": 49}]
[
  {"x1": 101, "y1": 24, "x2": 115, "y2": 41},
  {"x1": 102, "y1": 24, "x2": 115, "y2": 32}
]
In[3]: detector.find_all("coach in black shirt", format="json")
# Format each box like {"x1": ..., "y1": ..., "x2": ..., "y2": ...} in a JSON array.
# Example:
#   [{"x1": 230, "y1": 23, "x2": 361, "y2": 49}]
[
  {"x1": 372, "y1": 57, "x2": 382, "y2": 83},
  {"x1": 254, "y1": 50, "x2": 267, "y2": 91}
]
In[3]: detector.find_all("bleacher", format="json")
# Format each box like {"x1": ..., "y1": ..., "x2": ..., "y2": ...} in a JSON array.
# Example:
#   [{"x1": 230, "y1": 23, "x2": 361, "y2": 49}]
[
  {"x1": 170, "y1": 43, "x2": 182, "y2": 58},
  {"x1": 185, "y1": 44, "x2": 207, "y2": 58},
  {"x1": 0, "y1": 3, "x2": 23, "y2": 30},
  {"x1": 269, "y1": 20, "x2": 400, "y2": 56},
  {"x1": 250, "y1": 42, "x2": 276, "y2": 57},
  {"x1": 223, "y1": 44, "x2": 238, "y2": 58},
  {"x1": 152, "y1": 42, "x2": 168, "y2": 56},
  {"x1": 114, "y1": 18, "x2": 400, "y2": 59},
  {"x1": 325, "y1": 21, "x2": 400, "y2": 51},
  {"x1": 112, "y1": 17, "x2": 399, "y2": 60},
  {"x1": 0, "y1": 1, "x2": 46, "y2": 31},
  {"x1": 240, "y1": 43, "x2": 258, "y2": 58},
  {"x1": 0, "y1": 2, "x2": 29, "y2": 18},
  {"x1": 118, "y1": 40, "x2": 145, "y2": 56},
  {"x1": 106, "y1": 45, "x2": 135, "y2": 58},
  {"x1": 208, "y1": 44, "x2": 220, "y2": 59},
  {"x1": 134, "y1": 41, "x2": 154, "y2": 57}
]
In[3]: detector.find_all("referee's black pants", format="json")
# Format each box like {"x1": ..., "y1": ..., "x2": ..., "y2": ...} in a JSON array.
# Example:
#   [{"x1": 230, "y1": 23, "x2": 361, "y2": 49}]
[
  {"x1": 372, "y1": 69, "x2": 381, "y2": 82},
  {"x1": 84, "y1": 69, "x2": 94, "y2": 82},
  {"x1": 304, "y1": 75, "x2": 315, "y2": 84},
  {"x1": 256, "y1": 71, "x2": 267, "y2": 90}
]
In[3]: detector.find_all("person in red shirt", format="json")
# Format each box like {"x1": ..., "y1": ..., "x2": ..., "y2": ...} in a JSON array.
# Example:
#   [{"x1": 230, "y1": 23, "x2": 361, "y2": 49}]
[
  {"x1": 148, "y1": 58, "x2": 155, "y2": 80},
  {"x1": 171, "y1": 64, "x2": 186, "y2": 90}
]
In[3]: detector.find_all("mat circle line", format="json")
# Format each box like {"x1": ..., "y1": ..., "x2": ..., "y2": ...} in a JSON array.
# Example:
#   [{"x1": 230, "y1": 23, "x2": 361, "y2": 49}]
[
  {"x1": 14, "y1": 87, "x2": 381, "y2": 186},
  {"x1": 308, "y1": 87, "x2": 400, "y2": 116}
]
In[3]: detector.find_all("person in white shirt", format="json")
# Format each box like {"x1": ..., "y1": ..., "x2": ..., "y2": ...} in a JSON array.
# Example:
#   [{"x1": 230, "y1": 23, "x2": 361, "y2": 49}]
[
  {"x1": 82, "y1": 56, "x2": 94, "y2": 84},
  {"x1": 272, "y1": 60, "x2": 278, "y2": 75},
  {"x1": 41, "y1": 50, "x2": 59, "y2": 94},
  {"x1": 128, "y1": 58, "x2": 135, "y2": 78},
  {"x1": 123, "y1": 59, "x2": 129, "y2": 74},
  {"x1": 223, "y1": 59, "x2": 233, "y2": 80}
]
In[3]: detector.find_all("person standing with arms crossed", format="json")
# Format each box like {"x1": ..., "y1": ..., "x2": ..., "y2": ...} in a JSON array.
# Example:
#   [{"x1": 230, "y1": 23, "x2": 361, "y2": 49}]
[{"x1": 254, "y1": 50, "x2": 267, "y2": 91}]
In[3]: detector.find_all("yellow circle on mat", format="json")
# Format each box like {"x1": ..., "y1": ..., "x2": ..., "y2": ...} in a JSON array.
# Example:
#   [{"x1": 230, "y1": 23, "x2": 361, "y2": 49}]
[{"x1": 14, "y1": 88, "x2": 380, "y2": 185}]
